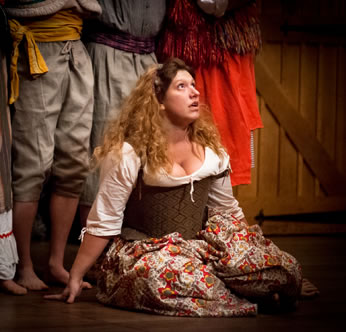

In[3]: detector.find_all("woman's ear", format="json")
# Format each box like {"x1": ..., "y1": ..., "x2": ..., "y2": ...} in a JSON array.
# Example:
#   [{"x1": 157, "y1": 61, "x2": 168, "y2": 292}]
[{"x1": 159, "y1": 103, "x2": 165, "y2": 111}]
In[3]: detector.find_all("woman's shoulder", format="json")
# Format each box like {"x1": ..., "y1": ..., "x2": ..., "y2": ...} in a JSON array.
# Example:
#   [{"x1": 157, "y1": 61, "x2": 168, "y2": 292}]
[
  {"x1": 204, "y1": 146, "x2": 230, "y2": 174},
  {"x1": 122, "y1": 141, "x2": 137, "y2": 155},
  {"x1": 103, "y1": 142, "x2": 138, "y2": 162},
  {"x1": 100, "y1": 142, "x2": 141, "y2": 181}
]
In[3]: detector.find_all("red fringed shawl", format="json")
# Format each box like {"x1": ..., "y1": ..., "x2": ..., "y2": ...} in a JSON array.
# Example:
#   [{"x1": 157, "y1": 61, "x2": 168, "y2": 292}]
[{"x1": 157, "y1": 0, "x2": 261, "y2": 67}]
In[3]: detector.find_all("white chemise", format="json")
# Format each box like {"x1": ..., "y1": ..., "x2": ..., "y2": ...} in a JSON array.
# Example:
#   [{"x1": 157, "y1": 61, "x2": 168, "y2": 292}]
[{"x1": 85, "y1": 142, "x2": 244, "y2": 238}]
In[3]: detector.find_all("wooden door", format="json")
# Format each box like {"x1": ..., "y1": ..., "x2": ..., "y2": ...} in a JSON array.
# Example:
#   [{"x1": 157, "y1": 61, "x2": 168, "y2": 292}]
[{"x1": 235, "y1": 0, "x2": 346, "y2": 234}]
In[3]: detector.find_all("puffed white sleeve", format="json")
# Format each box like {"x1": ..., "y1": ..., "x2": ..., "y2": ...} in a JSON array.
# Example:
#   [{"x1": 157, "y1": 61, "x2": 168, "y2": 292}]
[
  {"x1": 85, "y1": 143, "x2": 141, "y2": 237},
  {"x1": 207, "y1": 168, "x2": 245, "y2": 220},
  {"x1": 197, "y1": 0, "x2": 229, "y2": 17}
]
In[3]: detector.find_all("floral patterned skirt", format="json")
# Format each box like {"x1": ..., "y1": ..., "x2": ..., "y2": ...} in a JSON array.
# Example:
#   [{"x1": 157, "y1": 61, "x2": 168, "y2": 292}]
[{"x1": 96, "y1": 209, "x2": 302, "y2": 317}]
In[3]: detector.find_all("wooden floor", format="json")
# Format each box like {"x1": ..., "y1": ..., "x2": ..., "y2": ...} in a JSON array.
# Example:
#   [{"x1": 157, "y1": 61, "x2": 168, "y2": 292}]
[{"x1": 1, "y1": 234, "x2": 345, "y2": 332}]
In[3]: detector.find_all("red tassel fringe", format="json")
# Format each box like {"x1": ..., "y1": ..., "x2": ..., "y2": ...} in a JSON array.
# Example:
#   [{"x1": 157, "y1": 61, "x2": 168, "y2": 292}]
[{"x1": 157, "y1": 0, "x2": 262, "y2": 67}]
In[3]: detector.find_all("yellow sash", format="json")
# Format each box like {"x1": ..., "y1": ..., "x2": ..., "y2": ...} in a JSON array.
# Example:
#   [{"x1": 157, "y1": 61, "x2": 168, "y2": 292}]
[{"x1": 9, "y1": 10, "x2": 83, "y2": 104}]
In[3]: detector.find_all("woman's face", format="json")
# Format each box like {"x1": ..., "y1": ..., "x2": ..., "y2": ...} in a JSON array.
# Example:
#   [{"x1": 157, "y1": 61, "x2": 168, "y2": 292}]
[{"x1": 161, "y1": 70, "x2": 200, "y2": 127}]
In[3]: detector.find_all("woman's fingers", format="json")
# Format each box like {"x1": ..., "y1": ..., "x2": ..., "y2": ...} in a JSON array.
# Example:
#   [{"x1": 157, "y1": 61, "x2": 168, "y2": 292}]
[
  {"x1": 66, "y1": 293, "x2": 76, "y2": 304},
  {"x1": 300, "y1": 278, "x2": 320, "y2": 298},
  {"x1": 44, "y1": 293, "x2": 69, "y2": 301},
  {"x1": 43, "y1": 279, "x2": 90, "y2": 303},
  {"x1": 82, "y1": 281, "x2": 92, "y2": 289},
  {"x1": 44, "y1": 291, "x2": 76, "y2": 303},
  {"x1": 44, "y1": 286, "x2": 77, "y2": 303}
]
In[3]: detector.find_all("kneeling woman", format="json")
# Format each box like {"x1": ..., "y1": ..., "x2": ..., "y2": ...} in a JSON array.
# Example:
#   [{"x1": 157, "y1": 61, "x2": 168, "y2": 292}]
[{"x1": 46, "y1": 58, "x2": 313, "y2": 317}]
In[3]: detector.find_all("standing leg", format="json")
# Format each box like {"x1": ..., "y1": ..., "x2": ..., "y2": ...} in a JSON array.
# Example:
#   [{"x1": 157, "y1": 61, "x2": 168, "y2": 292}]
[
  {"x1": 0, "y1": 280, "x2": 27, "y2": 295},
  {"x1": 0, "y1": 48, "x2": 27, "y2": 295},
  {"x1": 11, "y1": 42, "x2": 59, "y2": 290},
  {"x1": 45, "y1": 40, "x2": 93, "y2": 288},
  {"x1": 13, "y1": 201, "x2": 48, "y2": 290},
  {"x1": 79, "y1": 204, "x2": 91, "y2": 229},
  {"x1": 47, "y1": 194, "x2": 78, "y2": 284},
  {"x1": 47, "y1": 194, "x2": 91, "y2": 288}
]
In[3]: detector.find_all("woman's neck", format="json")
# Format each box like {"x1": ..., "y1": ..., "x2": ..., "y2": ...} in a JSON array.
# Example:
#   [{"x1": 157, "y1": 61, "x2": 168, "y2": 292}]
[{"x1": 163, "y1": 121, "x2": 190, "y2": 145}]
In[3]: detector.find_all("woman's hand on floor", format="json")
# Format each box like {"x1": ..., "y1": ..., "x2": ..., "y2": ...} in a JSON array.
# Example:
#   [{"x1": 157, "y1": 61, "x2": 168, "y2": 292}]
[
  {"x1": 300, "y1": 278, "x2": 320, "y2": 298},
  {"x1": 44, "y1": 278, "x2": 90, "y2": 303}
]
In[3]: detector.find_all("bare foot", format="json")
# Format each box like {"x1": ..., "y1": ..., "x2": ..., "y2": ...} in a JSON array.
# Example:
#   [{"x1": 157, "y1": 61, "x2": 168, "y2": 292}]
[
  {"x1": 300, "y1": 278, "x2": 320, "y2": 298},
  {"x1": 48, "y1": 265, "x2": 92, "y2": 289},
  {"x1": 16, "y1": 267, "x2": 48, "y2": 290},
  {"x1": 0, "y1": 279, "x2": 27, "y2": 295},
  {"x1": 48, "y1": 265, "x2": 70, "y2": 285}
]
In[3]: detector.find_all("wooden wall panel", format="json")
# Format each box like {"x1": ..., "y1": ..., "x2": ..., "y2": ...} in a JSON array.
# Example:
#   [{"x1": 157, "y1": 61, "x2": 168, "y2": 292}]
[
  {"x1": 316, "y1": 46, "x2": 338, "y2": 196},
  {"x1": 317, "y1": 46, "x2": 337, "y2": 159},
  {"x1": 235, "y1": 0, "x2": 346, "y2": 232},
  {"x1": 278, "y1": 43, "x2": 300, "y2": 197},
  {"x1": 298, "y1": 44, "x2": 318, "y2": 197},
  {"x1": 255, "y1": 54, "x2": 346, "y2": 190},
  {"x1": 261, "y1": 43, "x2": 281, "y2": 80},
  {"x1": 300, "y1": 0, "x2": 320, "y2": 16},
  {"x1": 257, "y1": 98, "x2": 280, "y2": 197},
  {"x1": 335, "y1": 46, "x2": 346, "y2": 173},
  {"x1": 259, "y1": 0, "x2": 281, "y2": 15},
  {"x1": 319, "y1": 0, "x2": 339, "y2": 16},
  {"x1": 250, "y1": 43, "x2": 281, "y2": 198}
]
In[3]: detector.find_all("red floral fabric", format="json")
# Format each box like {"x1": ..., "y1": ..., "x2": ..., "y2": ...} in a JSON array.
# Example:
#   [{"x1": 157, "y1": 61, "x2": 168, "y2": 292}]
[{"x1": 96, "y1": 209, "x2": 302, "y2": 317}]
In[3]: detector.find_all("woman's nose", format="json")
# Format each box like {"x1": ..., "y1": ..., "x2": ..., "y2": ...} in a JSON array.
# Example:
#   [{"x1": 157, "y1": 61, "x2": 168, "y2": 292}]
[{"x1": 190, "y1": 86, "x2": 200, "y2": 96}]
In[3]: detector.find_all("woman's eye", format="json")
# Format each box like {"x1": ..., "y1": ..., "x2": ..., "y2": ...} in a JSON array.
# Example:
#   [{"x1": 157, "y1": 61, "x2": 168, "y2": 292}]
[
  {"x1": 191, "y1": 82, "x2": 196, "y2": 87},
  {"x1": 178, "y1": 83, "x2": 185, "y2": 89}
]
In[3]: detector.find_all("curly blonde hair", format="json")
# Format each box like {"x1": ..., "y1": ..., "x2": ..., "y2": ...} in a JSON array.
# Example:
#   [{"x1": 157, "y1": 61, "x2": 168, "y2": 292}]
[{"x1": 94, "y1": 58, "x2": 225, "y2": 174}]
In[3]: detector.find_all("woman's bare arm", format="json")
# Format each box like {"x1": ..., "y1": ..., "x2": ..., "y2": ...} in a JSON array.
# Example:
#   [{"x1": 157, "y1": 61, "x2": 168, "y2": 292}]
[{"x1": 44, "y1": 233, "x2": 111, "y2": 303}]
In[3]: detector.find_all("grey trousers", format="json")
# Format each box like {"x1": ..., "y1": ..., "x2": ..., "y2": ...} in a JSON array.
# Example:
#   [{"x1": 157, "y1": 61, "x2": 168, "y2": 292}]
[
  {"x1": 12, "y1": 40, "x2": 94, "y2": 201},
  {"x1": 80, "y1": 42, "x2": 157, "y2": 206}
]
